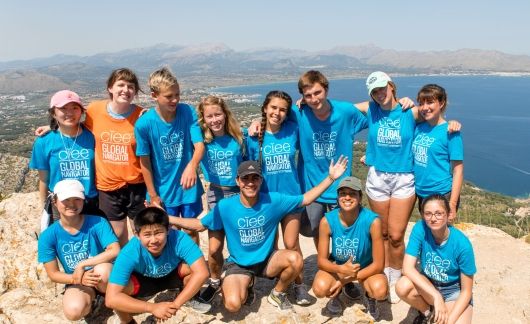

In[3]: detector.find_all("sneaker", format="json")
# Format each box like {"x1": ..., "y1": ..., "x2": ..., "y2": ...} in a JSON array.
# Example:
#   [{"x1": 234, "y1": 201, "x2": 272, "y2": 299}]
[
  {"x1": 243, "y1": 276, "x2": 256, "y2": 306},
  {"x1": 342, "y1": 282, "x2": 361, "y2": 300},
  {"x1": 388, "y1": 283, "x2": 401, "y2": 304},
  {"x1": 198, "y1": 279, "x2": 221, "y2": 303},
  {"x1": 293, "y1": 283, "x2": 312, "y2": 306},
  {"x1": 364, "y1": 294, "x2": 380, "y2": 321},
  {"x1": 325, "y1": 297, "x2": 343, "y2": 316},
  {"x1": 184, "y1": 297, "x2": 212, "y2": 314},
  {"x1": 412, "y1": 309, "x2": 434, "y2": 324},
  {"x1": 267, "y1": 290, "x2": 293, "y2": 310}
]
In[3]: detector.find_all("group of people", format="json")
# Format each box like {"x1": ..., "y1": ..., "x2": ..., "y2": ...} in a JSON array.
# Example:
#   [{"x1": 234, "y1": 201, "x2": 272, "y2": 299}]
[{"x1": 31, "y1": 67, "x2": 476, "y2": 324}]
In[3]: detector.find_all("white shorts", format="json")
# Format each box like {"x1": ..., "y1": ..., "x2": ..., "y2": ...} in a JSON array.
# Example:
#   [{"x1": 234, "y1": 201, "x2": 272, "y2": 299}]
[{"x1": 365, "y1": 166, "x2": 415, "y2": 201}]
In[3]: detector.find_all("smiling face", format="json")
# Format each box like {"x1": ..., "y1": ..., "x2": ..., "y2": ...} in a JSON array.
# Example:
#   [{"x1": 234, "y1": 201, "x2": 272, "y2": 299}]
[
  {"x1": 203, "y1": 104, "x2": 226, "y2": 136},
  {"x1": 264, "y1": 97, "x2": 289, "y2": 131},
  {"x1": 153, "y1": 84, "x2": 180, "y2": 114},
  {"x1": 55, "y1": 197, "x2": 84, "y2": 219},
  {"x1": 138, "y1": 223, "x2": 168, "y2": 257},
  {"x1": 338, "y1": 187, "x2": 361, "y2": 212},
  {"x1": 52, "y1": 102, "x2": 83, "y2": 128},
  {"x1": 108, "y1": 79, "x2": 137, "y2": 105},
  {"x1": 419, "y1": 98, "x2": 446, "y2": 124},
  {"x1": 236, "y1": 174, "x2": 262, "y2": 200},
  {"x1": 370, "y1": 83, "x2": 396, "y2": 108}
]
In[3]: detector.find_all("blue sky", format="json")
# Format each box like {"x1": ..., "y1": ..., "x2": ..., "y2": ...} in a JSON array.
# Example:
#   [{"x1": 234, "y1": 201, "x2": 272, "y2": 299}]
[{"x1": 1, "y1": 0, "x2": 529, "y2": 62}]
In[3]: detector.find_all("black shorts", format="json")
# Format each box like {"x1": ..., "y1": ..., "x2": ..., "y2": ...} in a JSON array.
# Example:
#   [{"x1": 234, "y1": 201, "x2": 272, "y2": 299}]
[
  {"x1": 222, "y1": 251, "x2": 277, "y2": 280},
  {"x1": 98, "y1": 183, "x2": 147, "y2": 221},
  {"x1": 130, "y1": 266, "x2": 184, "y2": 298},
  {"x1": 82, "y1": 196, "x2": 107, "y2": 217}
]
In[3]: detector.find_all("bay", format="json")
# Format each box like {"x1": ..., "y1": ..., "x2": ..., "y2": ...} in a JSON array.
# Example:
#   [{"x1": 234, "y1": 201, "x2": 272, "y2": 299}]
[{"x1": 218, "y1": 75, "x2": 530, "y2": 198}]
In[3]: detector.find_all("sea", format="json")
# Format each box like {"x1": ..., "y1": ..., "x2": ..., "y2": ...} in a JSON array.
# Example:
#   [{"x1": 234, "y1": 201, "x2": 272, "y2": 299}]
[{"x1": 217, "y1": 75, "x2": 530, "y2": 198}]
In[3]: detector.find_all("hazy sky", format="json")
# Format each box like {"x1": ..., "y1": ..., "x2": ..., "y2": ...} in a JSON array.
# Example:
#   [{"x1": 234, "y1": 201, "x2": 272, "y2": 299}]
[{"x1": 1, "y1": 0, "x2": 529, "y2": 62}]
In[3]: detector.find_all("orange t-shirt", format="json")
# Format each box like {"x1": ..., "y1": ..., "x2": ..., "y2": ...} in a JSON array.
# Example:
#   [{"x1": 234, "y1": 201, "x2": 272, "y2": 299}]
[{"x1": 85, "y1": 100, "x2": 144, "y2": 191}]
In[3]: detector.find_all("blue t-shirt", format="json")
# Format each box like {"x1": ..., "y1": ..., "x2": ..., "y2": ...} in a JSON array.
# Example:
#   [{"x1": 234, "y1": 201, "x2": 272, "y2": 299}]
[
  {"x1": 413, "y1": 122, "x2": 464, "y2": 197},
  {"x1": 325, "y1": 207, "x2": 378, "y2": 268},
  {"x1": 363, "y1": 102, "x2": 416, "y2": 172},
  {"x1": 38, "y1": 215, "x2": 118, "y2": 274},
  {"x1": 201, "y1": 192, "x2": 303, "y2": 266},
  {"x1": 135, "y1": 105, "x2": 204, "y2": 207},
  {"x1": 200, "y1": 133, "x2": 245, "y2": 187},
  {"x1": 30, "y1": 127, "x2": 97, "y2": 198},
  {"x1": 292, "y1": 100, "x2": 368, "y2": 203},
  {"x1": 109, "y1": 229, "x2": 203, "y2": 286},
  {"x1": 405, "y1": 220, "x2": 476, "y2": 284},
  {"x1": 246, "y1": 121, "x2": 301, "y2": 195}
]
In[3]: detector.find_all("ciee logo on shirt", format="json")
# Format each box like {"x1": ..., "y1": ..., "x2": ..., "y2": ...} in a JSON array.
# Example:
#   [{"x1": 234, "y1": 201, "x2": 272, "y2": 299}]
[
  {"x1": 58, "y1": 148, "x2": 90, "y2": 161},
  {"x1": 424, "y1": 251, "x2": 451, "y2": 282},
  {"x1": 413, "y1": 133, "x2": 436, "y2": 147},
  {"x1": 238, "y1": 215, "x2": 265, "y2": 246}
]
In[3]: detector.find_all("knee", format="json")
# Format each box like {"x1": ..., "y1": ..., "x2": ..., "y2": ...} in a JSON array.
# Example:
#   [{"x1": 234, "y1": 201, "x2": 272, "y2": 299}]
[
  {"x1": 311, "y1": 279, "x2": 329, "y2": 298},
  {"x1": 287, "y1": 251, "x2": 303, "y2": 272},
  {"x1": 223, "y1": 295, "x2": 242, "y2": 313},
  {"x1": 367, "y1": 279, "x2": 388, "y2": 300},
  {"x1": 395, "y1": 276, "x2": 413, "y2": 298},
  {"x1": 388, "y1": 232, "x2": 405, "y2": 247},
  {"x1": 63, "y1": 300, "x2": 89, "y2": 321}
]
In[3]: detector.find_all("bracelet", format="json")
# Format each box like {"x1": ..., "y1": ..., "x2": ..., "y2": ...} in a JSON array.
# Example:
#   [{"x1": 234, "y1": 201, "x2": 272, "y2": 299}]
[{"x1": 328, "y1": 175, "x2": 335, "y2": 181}]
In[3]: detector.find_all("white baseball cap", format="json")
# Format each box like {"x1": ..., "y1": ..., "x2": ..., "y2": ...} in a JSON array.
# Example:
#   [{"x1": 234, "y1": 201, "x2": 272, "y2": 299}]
[
  {"x1": 366, "y1": 71, "x2": 392, "y2": 95},
  {"x1": 53, "y1": 179, "x2": 85, "y2": 201}
]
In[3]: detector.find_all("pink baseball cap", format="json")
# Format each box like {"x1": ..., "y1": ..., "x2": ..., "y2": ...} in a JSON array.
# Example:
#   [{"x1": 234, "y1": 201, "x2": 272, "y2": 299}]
[{"x1": 49, "y1": 90, "x2": 84, "y2": 109}]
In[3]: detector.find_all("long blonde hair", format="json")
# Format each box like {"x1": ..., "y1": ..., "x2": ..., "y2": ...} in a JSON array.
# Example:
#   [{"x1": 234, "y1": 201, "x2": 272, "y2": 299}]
[{"x1": 197, "y1": 96, "x2": 245, "y2": 149}]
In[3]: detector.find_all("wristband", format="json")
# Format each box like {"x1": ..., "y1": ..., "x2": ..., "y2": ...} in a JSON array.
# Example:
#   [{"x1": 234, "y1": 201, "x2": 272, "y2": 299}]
[{"x1": 328, "y1": 175, "x2": 335, "y2": 181}]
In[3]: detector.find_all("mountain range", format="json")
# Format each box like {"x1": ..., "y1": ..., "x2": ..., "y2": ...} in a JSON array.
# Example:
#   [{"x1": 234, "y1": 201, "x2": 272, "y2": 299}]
[{"x1": 1, "y1": 43, "x2": 530, "y2": 93}]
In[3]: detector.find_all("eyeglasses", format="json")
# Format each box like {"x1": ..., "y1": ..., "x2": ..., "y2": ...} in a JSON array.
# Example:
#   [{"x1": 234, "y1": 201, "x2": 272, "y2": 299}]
[{"x1": 423, "y1": 211, "x2": 446, "y2": 219}]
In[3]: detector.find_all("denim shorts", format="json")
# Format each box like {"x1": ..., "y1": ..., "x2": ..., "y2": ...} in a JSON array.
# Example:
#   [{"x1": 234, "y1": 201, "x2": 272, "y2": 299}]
[{"x1": 432, "y1": 280, "x2": 474, "y2": 306}]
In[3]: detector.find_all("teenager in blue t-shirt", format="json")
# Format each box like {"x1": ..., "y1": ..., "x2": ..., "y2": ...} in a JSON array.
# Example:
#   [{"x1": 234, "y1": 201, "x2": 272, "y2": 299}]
[
  {"x1": 353, "y1": 72, "x2": 461, "y2": 303},
  {"x1": 413, "y1": 84, "x2": 464, "y2": 220},
  {"x1": 246, "y1": 90, "x2": 312, "y2": 305},
  {"x1": 135, "y1": 68, "x2": 205, "y2": 245},
  {"x1": 171, "y1": 157, "x2": 348, "y2": 312},
  {"x1": 396, "y1": 194, "x2": 476, "y2": 324},
  {"x1": 30, "y1": 90, "x2": 102, "y2": 231},
  {"x1": 106, "y1": 207, "x2": 210, "y2": 322},
  {"x1": 38, "y1": 179, "x2": 119, "y2": 321},
  {"x1": 196, "y1": 95, "x2": 246, "y2": 303},
  {"x1": 312, "y1": 177, "x2": 387, "y2": 320}
]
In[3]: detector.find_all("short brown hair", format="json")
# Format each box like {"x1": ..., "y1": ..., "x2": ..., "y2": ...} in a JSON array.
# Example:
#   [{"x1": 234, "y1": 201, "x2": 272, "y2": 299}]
[
  {"x1": 106, "y1": 68, "x2": 140, "y2": 99},
  {"x1": 297, "y1": 70, "x2": 329, "y2": 94}
]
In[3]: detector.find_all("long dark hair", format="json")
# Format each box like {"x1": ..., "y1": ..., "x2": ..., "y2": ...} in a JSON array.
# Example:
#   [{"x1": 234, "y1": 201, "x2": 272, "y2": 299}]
[{"x1": 257, "y1": 91, "x2": 292, "y2": 163}]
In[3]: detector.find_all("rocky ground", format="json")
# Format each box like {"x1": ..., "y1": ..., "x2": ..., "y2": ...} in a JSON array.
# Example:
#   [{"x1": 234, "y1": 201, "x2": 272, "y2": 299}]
[{"x1": 0, "y1": 192, "x2": 529, "y2": 323}]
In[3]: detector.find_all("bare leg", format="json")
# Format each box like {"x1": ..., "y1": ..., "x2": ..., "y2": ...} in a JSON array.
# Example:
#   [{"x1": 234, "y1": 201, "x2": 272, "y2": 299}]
[
  {"x1": 387, "y1": 195, "x2": 416, "y2": 270},
  {"x1": 221, "y1": 274, "x2": 252, "y2": 313},
  {"x1": 110, "y1": 219, "x2": 129, "y2": 247},
  {"x1": 361, "y1": 274, "x2": 388, "y2": 300},
  {"x1": 207, "y1": 230, "x2": 225, "y2": 280},
  {"x1": 264, "y1": 250, "x2": 303, "y2": 293},
  {"x1": 62, "y1": 285, "x2": 95, "y2": 321},
  {"x1": 281, "y1": 213, "x2": 303, "y2": 284},
  {"x1": 395, "y1": 276, "x2": 431, "y2": 312},
  {"x1": 367, "y1": 198, "x2": 391, "y2": 266},
  {"x1": 446, "y1": 301, "x2": 473, "y2": 324},
  {"x1": 312, "y1": 270, "x2": 344, "y2": 298}
]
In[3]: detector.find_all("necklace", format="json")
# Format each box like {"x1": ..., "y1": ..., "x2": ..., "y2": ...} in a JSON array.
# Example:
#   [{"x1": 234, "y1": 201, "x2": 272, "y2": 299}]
[{"x1": 59, "y1": 124, "x2": 81, "y2": 159}]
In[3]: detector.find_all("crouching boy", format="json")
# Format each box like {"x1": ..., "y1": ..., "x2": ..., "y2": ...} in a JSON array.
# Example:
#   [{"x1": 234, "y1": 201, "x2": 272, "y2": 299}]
[
  {"x1": 38, "y1": 179, "x2": 120, "y2": 321},
  {"x1": 105, "y1": 207, "x2": 210, "y2": 323}
]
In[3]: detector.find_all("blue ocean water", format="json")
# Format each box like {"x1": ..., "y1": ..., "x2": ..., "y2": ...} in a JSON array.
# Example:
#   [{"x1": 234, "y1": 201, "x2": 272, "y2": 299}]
[{"x1": 218, "y1": 76, "x2": 530, "y2": 198}]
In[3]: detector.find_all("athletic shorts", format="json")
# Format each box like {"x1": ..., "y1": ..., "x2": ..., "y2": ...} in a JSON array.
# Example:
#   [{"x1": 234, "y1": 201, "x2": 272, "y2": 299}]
[
  {"x1": 130, "y1": 265, "x2": 185, "y2": 298},
  {"x1": 417, "y1": 192, "x2": 460, "y2": 214},
  {"x1": 431, "y1": 279, "x2": 473, "y2": 306},
  {"x1": 207, "y1": 184, "x2": 239, "y2": 210},
  {"x1": 81, "y1": 196, "x2": 107, "y2": 217},
  {"x1": 365, "y1": 166, "x2": 415, "y2": 201},
  {"x1": 222, "y1": 250, "x2": 278, "y2": 280},
  {"x1": 98, "y1": 183, "x2": 147, "y2": 221},
  {"x1": 300, "y1": 201, "x2": 337, "y2": 237},
  {"x1": 166, "y1": 200, "x2": 203, "y2": 219}
]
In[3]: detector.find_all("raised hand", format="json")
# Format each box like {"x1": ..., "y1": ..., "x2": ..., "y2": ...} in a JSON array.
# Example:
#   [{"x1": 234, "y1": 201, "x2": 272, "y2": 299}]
[
  {"x1": 399, "y1": 97, "x2": 415, "y2": 110},
  {"x1": 328, "y1": 155, "x2": 348, "y2": 180}
]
